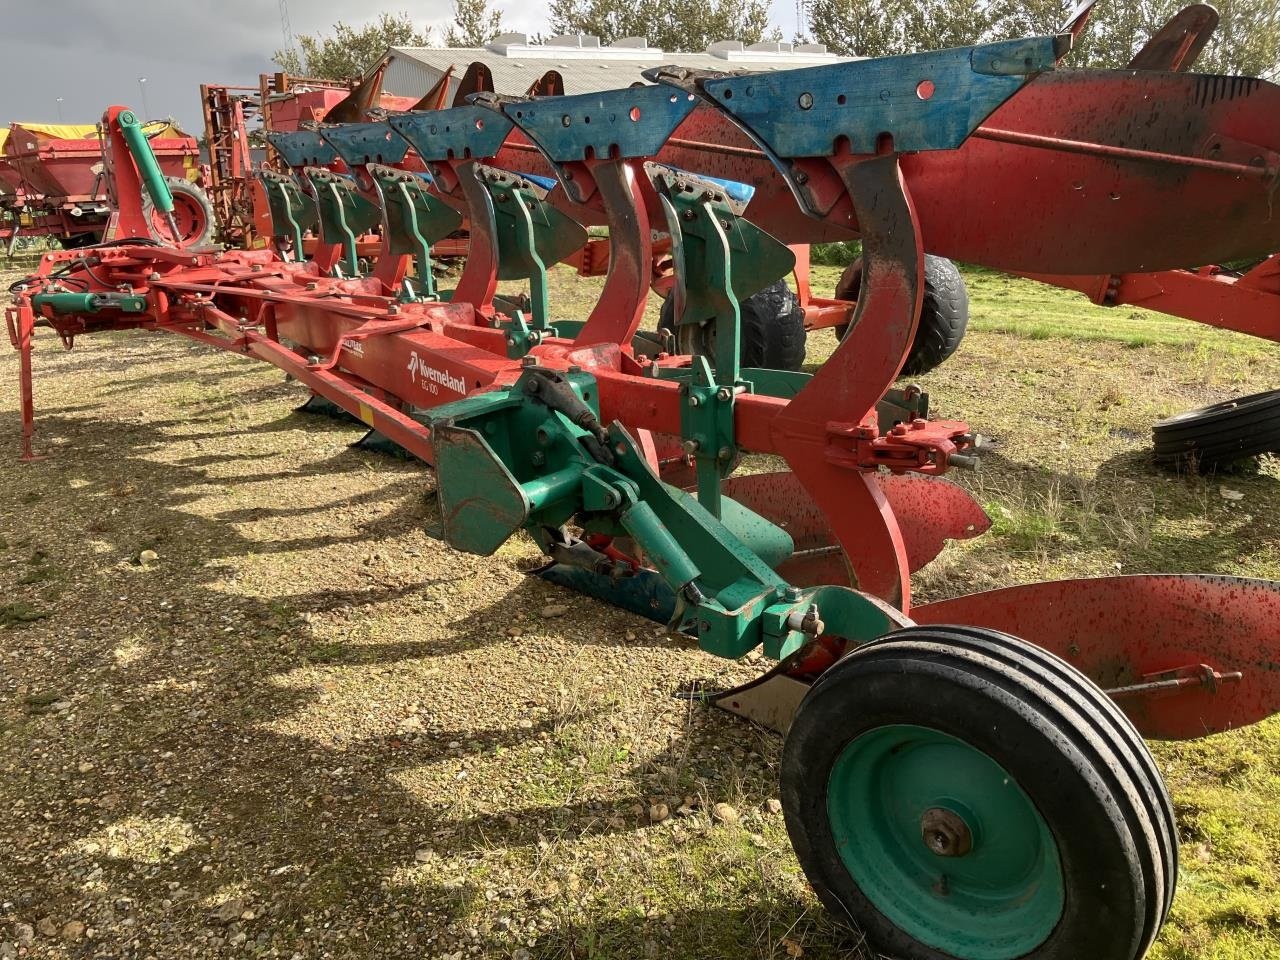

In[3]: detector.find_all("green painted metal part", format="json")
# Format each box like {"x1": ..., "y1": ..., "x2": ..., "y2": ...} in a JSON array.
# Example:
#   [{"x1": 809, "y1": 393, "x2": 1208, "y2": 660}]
[
  {"x1": 32, "y1": 291, "x2": 147, "y2": 315},
  {"x1": 259, "y1": 171, "x2": 318, "y2": 258},
  {"x1": 648, "y1": 165, "x2": 795, "y2": 519},
  {"x1": 828, "y1": 725, "x2": 1065, "y2": 959},
  {"x1": 305, "y1": 166, "x2": 383, "y2": 278},
  {"x1": 117, "y1": 110, "x2": 174, "y2": 215},
  {"x1": 481, "y1": 167, "x2": 589, "y2": 330},
  {"x1": 423, "y1": 365, "x2": 901, "y2": 663},
  {"x1": 367, "y1": 164, "x2": 462, "y2": 301}
]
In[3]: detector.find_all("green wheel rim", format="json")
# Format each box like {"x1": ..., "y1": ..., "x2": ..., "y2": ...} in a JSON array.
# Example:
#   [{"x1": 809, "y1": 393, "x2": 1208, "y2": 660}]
[{"x1": 827, "y1": 725, "x2": 1065, "y2": 959}]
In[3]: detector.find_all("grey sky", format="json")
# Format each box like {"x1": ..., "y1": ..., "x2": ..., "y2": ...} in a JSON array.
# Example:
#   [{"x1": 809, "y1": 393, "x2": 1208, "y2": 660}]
[{"x1": 0, "y1": 1, "x2": 800, "y2": 133}]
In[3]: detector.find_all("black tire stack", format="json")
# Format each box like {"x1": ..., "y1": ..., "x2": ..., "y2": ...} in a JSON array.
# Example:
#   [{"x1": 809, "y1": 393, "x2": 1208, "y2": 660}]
[{"x1": 1153, "y1": 390, "x2": 1280, "y2": 471}]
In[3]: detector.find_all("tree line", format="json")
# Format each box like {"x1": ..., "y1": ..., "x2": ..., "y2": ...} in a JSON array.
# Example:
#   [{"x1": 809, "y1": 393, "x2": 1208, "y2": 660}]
[{"x1": 275, "y1": 1, "x2": 1278, "y2": 81}]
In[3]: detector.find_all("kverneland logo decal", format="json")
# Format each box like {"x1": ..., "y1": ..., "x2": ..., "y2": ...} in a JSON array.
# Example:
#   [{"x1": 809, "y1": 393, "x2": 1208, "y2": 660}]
[{"x1": 407, "y1": 351, "x2": 466, "y2": 396}]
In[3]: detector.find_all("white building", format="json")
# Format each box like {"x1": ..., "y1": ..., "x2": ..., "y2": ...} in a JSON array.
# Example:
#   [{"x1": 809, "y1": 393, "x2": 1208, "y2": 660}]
[{"x1": 373, "y1": 33, "x2": 852, "y2": 100}]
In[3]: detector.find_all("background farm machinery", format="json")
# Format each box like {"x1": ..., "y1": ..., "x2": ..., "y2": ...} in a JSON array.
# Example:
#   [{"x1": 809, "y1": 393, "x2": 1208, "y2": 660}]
[
  {"x1": 0, "y1": 117, "x2": 209, "y2": 253},
  {"x1": 7, "y1": 6, "x2": 1280, "y2": 959}
]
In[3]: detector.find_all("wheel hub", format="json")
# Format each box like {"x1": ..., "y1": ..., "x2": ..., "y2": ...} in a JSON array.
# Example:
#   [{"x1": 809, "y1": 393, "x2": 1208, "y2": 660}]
[{"x1": 921, "y1": 806, "x2": 973, "y2": 858}]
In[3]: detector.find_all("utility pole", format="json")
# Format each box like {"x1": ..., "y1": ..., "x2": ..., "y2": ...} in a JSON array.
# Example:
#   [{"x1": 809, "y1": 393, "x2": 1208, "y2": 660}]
[
  {"x1": 56, "y1": 97, "x2": 64, "y2": 122},
  {"x1": 279, "y1": 0, "x2": 294, "y2": 51},
  {"x1": 137, "y1": 77, "x2": 150, "y2": 118}
]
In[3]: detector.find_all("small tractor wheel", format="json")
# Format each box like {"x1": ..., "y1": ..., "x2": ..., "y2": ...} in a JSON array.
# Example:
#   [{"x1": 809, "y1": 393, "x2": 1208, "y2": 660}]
[
  {"x1": 143, "y1": 176, "x2": 215, "y2": 249},
  {"x1": 1152, "y1": 389, "x2": 1280, "y2": 471},
  {"x1": 835, "y1": 254, "x2": 969, "y2": 376},
  {"x1": 659, "y1": 279, "x2": 807, "y2": 372},
  {"x1": 781, "y1": 625, "x2": 1175, "y2": 960}
]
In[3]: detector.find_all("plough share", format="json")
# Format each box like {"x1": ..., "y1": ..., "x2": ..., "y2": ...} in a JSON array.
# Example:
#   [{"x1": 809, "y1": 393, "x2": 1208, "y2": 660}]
[{"x1": 7, "y1": 7, "x2": 1280, "y2": 958}]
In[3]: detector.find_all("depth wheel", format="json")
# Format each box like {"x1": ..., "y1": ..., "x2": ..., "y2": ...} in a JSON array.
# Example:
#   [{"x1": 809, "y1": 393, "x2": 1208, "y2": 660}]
[
  {"x1": 659, "y1": 279, "x2": 807, "y2": 372},
  {"x1": 1153, "y1": 389, "x2": 1280, "y2": 471},
  {"x1": 835, "y1": 254, "x2": 969, "y2": 375},
  {"x1": 781, "y1": 625, "x2": 1175, "y2": 960}
]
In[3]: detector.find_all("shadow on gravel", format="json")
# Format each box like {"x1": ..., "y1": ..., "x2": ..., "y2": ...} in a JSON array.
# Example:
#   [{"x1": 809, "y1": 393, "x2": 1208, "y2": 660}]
[{"x1": 1, "y1": 397, "x2": 822, "y2": 958}]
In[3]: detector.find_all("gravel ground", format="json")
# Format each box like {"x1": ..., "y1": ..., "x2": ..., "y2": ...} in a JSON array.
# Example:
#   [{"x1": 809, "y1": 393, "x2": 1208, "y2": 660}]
[{"x1": 2, "y1": 261, "x2": 1279, "y2": 960}]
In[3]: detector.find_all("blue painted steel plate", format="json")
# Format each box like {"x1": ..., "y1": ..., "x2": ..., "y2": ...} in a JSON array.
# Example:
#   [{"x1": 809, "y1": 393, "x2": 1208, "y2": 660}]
[
  {"x1": 503, "y1": 84, "x2": 699, "y2": 162},
  {"x1": 318, "y1": 122, "x2": 411, "y2": 167},
  {"x1": 387, "y1": 107, "x2": 514, "y2": 162},
  {"x1": 266, "y1": 130, "x2": 338, "y2": 169},
  {"x1": 696, "y1": 36, "x2": 1066, "y2": 158}
]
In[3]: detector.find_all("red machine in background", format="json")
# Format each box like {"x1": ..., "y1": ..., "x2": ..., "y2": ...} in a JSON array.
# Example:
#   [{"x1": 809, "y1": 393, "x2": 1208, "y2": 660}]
[{"x1": 0, "y1": 119, "x2": 206, "y2": 252}]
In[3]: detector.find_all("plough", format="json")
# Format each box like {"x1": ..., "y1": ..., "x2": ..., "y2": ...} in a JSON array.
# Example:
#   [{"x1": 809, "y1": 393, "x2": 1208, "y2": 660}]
[{"x1": 8, "y1": 5, "x2": 1280, "y2": 957}]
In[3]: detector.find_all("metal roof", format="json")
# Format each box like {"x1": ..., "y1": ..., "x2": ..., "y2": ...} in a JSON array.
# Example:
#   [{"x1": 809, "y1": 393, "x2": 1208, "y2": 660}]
[{"x1": 378, "y1": 35, "x2": 853, "y2": 99}]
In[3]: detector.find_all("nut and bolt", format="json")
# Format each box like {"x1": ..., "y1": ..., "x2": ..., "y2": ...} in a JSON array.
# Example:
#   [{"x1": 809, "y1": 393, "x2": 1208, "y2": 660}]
[
  {"x1": 798, "y1": 92, "x2": 814, "y2": 110},
  {"x1": 530, "y1": 451, "x2": 546, "y2": 466},
  {"x1": 387, "y1": 304, "x2": 400, "y2": 315},
  {"x1": 715, "y1": 386, "x2": 734, "y2": 402},
  {"x1": 688, "y1": 395, "x2": 701, "y2": 407},
  {"x1": 522, "y1": 355, "x2": 540, "y2": 367},
  {"x1": 921, "y1": 808, "x2": 973, "y2": 858},
  {"x1": 682, "y1": 439, "x2": 701, "y2": 455},
  {"x1": 717, "y1": 446, "x2": 734, "y2": 462}
]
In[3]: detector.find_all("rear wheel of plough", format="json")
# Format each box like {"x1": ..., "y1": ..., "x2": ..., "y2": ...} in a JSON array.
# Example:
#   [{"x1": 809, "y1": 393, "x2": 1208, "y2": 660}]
[
  {"x1": 835, "y1": 254, "x2": 969, "y2": 376},
  {"x1": 660, "y1": 279, "x2": 807, "y2": 372},
  {"x1": 780, "y1": 626, "x2": 1176, "y2": 960}
]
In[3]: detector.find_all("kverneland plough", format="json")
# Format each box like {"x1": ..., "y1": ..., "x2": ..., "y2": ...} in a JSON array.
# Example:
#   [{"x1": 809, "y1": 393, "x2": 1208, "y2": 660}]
[{"x1": 8, "y1": 7, "x2": 1280, "y2": 957}]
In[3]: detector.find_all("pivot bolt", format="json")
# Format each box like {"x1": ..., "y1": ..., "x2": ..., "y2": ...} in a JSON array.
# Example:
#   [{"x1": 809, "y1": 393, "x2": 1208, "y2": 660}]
[{"x1": 921, "y1": 808, "x2": 973, "y2": 858}]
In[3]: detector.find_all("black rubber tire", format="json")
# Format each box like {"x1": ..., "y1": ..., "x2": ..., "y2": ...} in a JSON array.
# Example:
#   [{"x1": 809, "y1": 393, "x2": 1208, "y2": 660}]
[
  {"x1": 658, "y1": 279, "x2": 807, "y2": 372},
  {"x1": 781, "y1": 625, "x2": 1175, "y2": 960},
  {"x1": 835, "y1": 254, "x2": 969, "y2": 376},
  {"x1": 1153, "y1": 389, "x2": 1280, "y2": 470},
  {"x1": 142, "y1": 176, "x2": 215, "y2": 248}
]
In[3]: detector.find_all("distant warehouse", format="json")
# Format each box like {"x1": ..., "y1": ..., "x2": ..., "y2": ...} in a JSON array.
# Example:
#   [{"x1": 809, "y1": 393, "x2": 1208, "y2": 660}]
[{"x1": 371, "y1": 33, "x2": 853, "y2": 99}]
